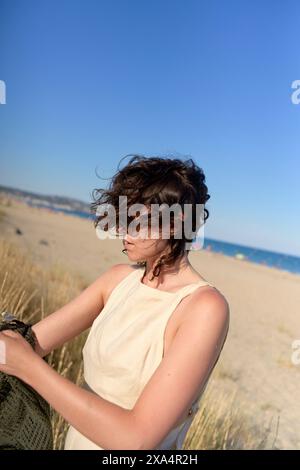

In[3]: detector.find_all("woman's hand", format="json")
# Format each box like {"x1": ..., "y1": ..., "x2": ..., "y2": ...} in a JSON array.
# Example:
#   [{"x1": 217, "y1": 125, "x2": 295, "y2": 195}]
[
  {"x1": 0, "y1": 329, "x2": 37, "y2": 381},
  {"x1": 0, "y1": 327, "x2": 142, "y2": 449}
]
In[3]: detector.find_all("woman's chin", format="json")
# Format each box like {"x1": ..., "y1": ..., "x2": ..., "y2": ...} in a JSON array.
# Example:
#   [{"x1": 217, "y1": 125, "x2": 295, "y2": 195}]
[
  {"x1": 127, "y1": 252, "x2": 139, "y2": 260},
  {"x1": 127, "y1": 251, "x2": 145, "y2": 263},
  {"x1": 123, "y1": 249, "x2": 135, "y2": 259}
]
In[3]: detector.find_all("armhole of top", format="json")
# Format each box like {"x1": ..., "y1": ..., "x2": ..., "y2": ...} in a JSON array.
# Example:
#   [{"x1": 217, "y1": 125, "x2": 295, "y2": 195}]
[
  {"x1": 91, "y1": 267, "x2": 138, "y2": 328},
  {"x1": 102, "y1": 266, "x2": 138, "y2": 309}
]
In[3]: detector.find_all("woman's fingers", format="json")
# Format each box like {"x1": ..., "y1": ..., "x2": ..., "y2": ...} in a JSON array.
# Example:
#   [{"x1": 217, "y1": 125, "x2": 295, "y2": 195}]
[{"x1": 0, "y1": 329, "x2": 21, "y2": 338}]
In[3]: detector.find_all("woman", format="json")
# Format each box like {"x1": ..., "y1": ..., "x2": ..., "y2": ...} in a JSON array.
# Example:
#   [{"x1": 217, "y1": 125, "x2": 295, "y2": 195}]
[{"x1": 0, "y1": 154, "x2": 230, "y2": 450}]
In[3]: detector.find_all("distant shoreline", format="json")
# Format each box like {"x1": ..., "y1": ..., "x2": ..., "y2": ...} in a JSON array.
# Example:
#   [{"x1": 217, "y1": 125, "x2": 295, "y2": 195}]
[{"x1": 4, "y1": 195, "x2": 300, "y2": 277}]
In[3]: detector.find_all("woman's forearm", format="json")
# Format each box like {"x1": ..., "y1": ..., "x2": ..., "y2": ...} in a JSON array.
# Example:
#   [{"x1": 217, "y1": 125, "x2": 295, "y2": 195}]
[
  {"x1": 32, "y1": 306, "x2": 90, "y2": 357},
  {"x1": 31, "y1": 302, "x2": 95, "y2": 358},
  {"x1": 31, "y1": 274, "x2": 108, "y2": 357},
  {"x1": 22, "y1": 354, "x2": 142, "y2": 450}
]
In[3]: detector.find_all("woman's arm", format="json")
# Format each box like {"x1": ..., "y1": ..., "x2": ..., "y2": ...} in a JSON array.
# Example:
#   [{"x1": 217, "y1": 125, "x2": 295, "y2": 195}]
[{"x1": 31, "y1": 264, "x2": 127, "y2": 357}]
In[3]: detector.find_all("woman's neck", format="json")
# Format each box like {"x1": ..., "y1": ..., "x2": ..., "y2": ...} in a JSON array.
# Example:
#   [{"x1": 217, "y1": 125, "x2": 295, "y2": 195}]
[{"x1": 143, "y1": 252, "x2": 191, "y2": 284}]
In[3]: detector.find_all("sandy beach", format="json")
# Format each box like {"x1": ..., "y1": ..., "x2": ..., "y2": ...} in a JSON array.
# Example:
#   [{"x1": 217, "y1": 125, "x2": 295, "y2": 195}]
[{"x1": 1, "y1": 198, "x2": 299, "y2": 449}]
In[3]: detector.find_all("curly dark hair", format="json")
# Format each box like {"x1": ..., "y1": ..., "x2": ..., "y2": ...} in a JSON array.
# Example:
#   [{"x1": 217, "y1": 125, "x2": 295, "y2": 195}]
[{"x1": 90, "y1": 154, "x2": 210, "y2": 280}]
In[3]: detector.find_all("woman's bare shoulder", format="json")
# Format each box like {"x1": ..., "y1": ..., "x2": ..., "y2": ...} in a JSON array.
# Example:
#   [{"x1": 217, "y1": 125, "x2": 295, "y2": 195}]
[
  {"x1": 107, "y1": 263, "x2": 140, "y2": 277},
  {"x1": 160, "y1": 271, "x2": 229, "y2": 337},
  {"x1": 101, "y1": 263, "x2": 140, "y2": 303},
  {"x1": 187, "y1": 284, "x2": 230, "y2": 325}
]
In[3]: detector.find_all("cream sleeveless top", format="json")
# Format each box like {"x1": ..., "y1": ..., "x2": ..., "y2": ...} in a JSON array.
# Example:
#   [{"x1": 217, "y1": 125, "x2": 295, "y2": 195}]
[{"x1": 64, "y1": 265, "x2": 214, "y2": 450}]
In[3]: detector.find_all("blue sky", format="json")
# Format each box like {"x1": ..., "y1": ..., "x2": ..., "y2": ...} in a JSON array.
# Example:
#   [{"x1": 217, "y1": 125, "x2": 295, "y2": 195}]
[{"x1": 0, "y1": 0, "x2": 299, "y2": 256}]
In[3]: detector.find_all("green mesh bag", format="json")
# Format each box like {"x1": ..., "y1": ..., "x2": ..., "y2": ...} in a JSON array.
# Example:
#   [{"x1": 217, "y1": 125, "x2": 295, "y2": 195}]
[{"x1": 0, "y1": 312, "x2": 53, "y2": 450}]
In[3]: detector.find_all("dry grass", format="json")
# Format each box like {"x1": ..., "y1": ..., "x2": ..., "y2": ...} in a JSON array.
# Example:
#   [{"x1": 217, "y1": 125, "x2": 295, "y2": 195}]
[
  {"x1": 183, "y1": 376, "x2": 280, "y2": 450},
  {"x1": 0, "y1": 207, "x2": 7, "y2": 223},
  {"x1": 0, "y1": 238, "x2": 276, "y2": 450},
  {"x1": 0, "y1": 238, "x2": 89, "y2": 449}
]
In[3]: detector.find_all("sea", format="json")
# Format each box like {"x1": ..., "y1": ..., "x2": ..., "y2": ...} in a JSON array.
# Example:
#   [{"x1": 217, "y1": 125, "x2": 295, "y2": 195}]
[{"x1": 26, "y1": 202, "x2": 300, "y2": 277}]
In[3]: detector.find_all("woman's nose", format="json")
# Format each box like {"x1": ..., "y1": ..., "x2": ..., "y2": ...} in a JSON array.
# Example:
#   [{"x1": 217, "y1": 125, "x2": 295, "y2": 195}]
[{"x1": 124, "y1": 233, "x2": 136, "y2": 242}]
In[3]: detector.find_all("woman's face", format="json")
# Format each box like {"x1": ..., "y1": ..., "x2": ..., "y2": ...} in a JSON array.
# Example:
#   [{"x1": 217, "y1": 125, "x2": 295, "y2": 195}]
[
  {"x1": 121, "y1": 206, "x2": 172, "y2": 262},
  {"x1": 122, "y1": 232, "x2": 170, "y2": 262}
]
